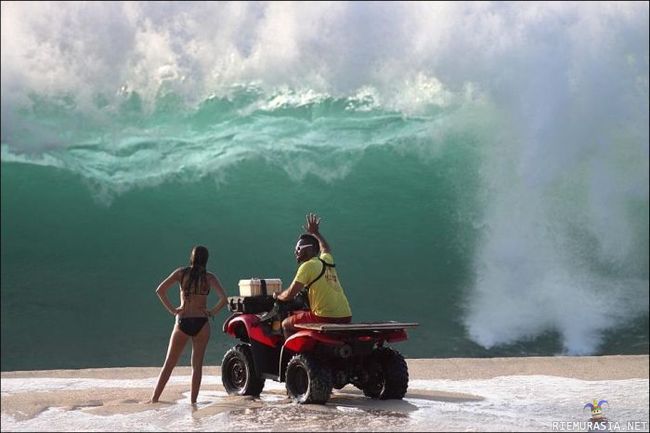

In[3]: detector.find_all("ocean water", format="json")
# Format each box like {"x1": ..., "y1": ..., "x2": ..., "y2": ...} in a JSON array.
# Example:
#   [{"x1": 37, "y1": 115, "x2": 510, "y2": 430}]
[{"x1": 1, "y1": 2, "x2": 649, "y2": 371}]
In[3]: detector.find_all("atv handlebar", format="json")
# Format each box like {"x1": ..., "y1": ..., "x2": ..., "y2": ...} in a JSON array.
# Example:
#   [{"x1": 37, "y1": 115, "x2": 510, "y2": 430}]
[
  {"x1": 258, "y1": 296, "x2": 307, "y2": 322},
  {"x1": 257, "y1": 301, "x2": 281, "y2": 322}
]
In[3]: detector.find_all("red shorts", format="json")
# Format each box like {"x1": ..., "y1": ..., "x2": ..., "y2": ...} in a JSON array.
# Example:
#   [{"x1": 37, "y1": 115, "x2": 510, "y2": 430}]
[{"x1": 287, "y1": 310, "x2": 351, "y2": 327}]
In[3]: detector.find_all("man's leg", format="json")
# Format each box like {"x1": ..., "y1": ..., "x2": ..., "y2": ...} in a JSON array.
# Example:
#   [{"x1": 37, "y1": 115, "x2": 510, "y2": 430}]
[{"x1": 281, "y1": 311, "x2": 313, "y2": 339}]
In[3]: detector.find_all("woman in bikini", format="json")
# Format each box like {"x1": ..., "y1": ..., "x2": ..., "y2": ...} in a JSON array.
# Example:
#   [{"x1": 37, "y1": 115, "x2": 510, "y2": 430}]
[{"x1": 149, "y1": 245, "x2": 227, "y2": 404}]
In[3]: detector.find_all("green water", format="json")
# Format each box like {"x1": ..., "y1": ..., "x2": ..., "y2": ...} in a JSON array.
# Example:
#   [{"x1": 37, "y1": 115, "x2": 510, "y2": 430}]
[{"x1": 1, "y1": 98, "x2": 647, "y2": 369}]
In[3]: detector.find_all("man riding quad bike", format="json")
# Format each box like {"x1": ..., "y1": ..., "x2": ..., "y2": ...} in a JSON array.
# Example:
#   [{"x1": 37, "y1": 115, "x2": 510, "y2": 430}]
[
  {"x1": 220, "y1": 214, "x2": 417, "y2": 404},
  {"x1": 221, "y1": 296, "x2": 417, "y2": 404}
]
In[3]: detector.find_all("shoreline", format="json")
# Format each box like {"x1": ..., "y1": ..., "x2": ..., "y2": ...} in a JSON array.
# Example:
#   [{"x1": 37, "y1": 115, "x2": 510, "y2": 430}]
[
  {"x1": 2, "y1": 354, "x2": 648, "y2": 381},
  {"x1": 2, "y1": 355, "x2": 648, "y2": 432}
]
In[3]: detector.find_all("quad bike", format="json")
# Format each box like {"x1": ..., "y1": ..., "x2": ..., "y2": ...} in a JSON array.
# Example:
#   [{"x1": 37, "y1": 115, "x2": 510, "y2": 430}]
[{"x1": 221, "y1": 295, "x2": 418, "y2": 404}]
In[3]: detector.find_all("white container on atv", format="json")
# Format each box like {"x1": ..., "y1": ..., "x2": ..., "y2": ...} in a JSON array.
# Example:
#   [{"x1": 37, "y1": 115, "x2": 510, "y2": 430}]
[{"x1": 238, "y1": 278, "x2": 282, "y2": 297}]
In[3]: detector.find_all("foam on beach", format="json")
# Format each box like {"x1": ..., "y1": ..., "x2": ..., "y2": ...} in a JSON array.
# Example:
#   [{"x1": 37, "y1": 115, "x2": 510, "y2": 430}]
[{"x1": 2, "y1": 361, "x2": 649, "y2": 432}]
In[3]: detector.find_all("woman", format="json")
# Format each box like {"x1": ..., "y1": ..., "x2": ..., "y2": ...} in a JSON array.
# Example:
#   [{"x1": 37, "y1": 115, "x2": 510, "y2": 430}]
[{"x1": 149, "y1": 245, "x2": 227, "y2": 404}]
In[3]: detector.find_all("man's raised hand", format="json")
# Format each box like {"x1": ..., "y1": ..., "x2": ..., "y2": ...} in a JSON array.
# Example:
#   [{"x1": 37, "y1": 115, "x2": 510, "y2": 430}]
[{"x1": 303, "y1": 212, "x2": 321, "y2": 234}]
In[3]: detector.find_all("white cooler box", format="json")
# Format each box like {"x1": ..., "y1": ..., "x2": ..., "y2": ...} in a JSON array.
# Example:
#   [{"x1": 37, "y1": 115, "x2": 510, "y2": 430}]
[{"x1": 238, "y1": 278, "x2": 282, "y2": 297}]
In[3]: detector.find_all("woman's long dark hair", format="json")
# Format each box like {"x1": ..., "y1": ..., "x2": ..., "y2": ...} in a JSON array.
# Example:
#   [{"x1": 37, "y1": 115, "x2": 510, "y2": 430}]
[{"x1": 182, "y1": 245, "x2": 209, "y2": 298}]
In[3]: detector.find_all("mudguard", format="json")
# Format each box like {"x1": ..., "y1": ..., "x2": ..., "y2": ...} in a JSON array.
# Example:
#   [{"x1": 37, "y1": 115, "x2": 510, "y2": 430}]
[
  {"x1": 283, "y1": 330, "x2": 344, "y2": 352},
  {"x1": 384, "y1": 329, "x2": 408, "y2": 343},
  {"x1": 224, "y1": 314, "x2": 282, "y2": 348}
]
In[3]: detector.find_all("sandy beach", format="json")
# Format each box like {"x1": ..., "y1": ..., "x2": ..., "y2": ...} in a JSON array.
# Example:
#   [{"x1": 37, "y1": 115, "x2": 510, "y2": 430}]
[{"x1": 2, "y1": 355, "x2": 648, "y2": 432}]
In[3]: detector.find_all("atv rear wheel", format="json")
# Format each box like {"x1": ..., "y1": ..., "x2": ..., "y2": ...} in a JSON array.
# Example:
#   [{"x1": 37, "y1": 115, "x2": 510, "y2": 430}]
[
  {"x1": 221, "y1": 344, "x2": 265, "y2": 396},
  {"x1": 285, "y1": 354, "x2": 333, "y2": 404},
  {"x1": 362, "y1": 347, "x2": 409, "y2": 400}
]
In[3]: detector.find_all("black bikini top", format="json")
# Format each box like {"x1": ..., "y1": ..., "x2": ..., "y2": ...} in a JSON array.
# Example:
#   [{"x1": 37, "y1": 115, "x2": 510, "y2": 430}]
[{"x1": 180, "y1": 267, "x2": 210, "y2": 296}]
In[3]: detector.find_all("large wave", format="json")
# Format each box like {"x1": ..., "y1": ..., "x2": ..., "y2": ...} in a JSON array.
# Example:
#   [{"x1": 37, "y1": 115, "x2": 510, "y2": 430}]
[{"x1": 2, "y1": 2, "x2": 648, "y2": 355}]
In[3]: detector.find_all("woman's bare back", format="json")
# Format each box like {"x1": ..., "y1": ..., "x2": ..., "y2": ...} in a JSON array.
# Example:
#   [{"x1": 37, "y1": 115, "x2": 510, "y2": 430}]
[{"x1": 178, "y1": 270, "x2": 219, "y2": 318}]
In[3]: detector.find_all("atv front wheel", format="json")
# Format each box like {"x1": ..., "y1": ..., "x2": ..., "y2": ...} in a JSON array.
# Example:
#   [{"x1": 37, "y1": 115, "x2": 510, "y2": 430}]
[
  {"x1": 362, "y1": 347, "x2": 409, "y2": 400},
  {"x1": 221, "y1": 344, "x2": 265, "y2": 396},
  {"x1": 285, "y1": 354, "x2": 333, "y2": 404}
]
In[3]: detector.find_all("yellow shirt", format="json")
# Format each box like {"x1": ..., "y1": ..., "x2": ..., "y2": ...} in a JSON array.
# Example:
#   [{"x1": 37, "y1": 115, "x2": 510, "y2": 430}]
[{"x1": 294, "y1": 253, "x2": 352, "y2": 318}]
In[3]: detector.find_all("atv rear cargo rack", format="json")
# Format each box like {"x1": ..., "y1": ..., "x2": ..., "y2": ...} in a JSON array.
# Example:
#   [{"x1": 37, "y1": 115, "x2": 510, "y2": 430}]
[{"x1": 294, "y1": 321, "x2": 419, "y2": 332}]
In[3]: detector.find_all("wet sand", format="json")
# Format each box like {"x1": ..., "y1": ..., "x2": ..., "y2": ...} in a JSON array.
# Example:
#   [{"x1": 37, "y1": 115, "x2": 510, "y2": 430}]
[
  {"x1": 1, "y1": 355, "x2": 648, "y2": 430},
  {"x1": 4, "y1": 354, "x2": 647, "y2": 382}
]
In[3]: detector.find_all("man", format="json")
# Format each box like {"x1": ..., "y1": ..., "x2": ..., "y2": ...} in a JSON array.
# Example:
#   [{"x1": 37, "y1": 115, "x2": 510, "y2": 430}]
[{"x1": 274, "y1": 213, "x2": 352, "y2": 338}]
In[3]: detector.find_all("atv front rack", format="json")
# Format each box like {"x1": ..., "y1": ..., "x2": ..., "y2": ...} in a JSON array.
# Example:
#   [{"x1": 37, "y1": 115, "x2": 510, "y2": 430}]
[{"x1": 294, "y1": 321, "x2": 419, "y2": 332}]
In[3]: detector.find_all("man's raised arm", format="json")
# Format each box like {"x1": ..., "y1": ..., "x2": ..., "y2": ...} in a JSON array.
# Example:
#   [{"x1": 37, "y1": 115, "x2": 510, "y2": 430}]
[{"x1": 304, "y1": 213, "x2": 330, "y2": 254}]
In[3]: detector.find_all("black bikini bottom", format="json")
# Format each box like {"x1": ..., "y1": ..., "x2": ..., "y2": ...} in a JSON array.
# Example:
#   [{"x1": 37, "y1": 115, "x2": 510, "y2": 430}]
[{"x1": 178, "y1": 317, "x2": 208, "y2": 336}]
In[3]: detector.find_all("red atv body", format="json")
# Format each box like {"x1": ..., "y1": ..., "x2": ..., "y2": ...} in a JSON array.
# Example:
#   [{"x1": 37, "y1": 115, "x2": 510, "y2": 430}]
[{"x1": 221, "y1": 296, "x2": 418, "y2": 404}]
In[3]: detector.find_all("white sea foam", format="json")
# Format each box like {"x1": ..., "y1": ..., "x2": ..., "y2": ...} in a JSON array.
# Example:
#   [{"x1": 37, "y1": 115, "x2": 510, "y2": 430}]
[
  {"x1": 3, "y1": 3, "x2": 646, "y2": 122},
  {"x1": 1, "y1": 375, "x2": 648, "y2": 432}
]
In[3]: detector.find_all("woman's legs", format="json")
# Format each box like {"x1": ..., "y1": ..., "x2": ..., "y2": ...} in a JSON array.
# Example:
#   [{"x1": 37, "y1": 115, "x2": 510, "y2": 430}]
[
  {"x1": 150, "y1": 325, "x2": 189, "y2": 402},
  {"x1": 190, "y1": 322, "x2": 211, "y2": 404}
]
